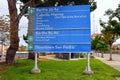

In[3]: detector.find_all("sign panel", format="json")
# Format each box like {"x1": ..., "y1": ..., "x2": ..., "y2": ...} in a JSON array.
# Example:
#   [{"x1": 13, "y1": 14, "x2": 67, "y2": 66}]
[
  {"x1": 34, "y1": 44, "x2": 91, "y2": 52},
  {"x1": 34, "y1": 29, "x2": 90, "y2": 43},
  {"x1": 33, "y1": 5, "x2": 91, "y2": 52}
]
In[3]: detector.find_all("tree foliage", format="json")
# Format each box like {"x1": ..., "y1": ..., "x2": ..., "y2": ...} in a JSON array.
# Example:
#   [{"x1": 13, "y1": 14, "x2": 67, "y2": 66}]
[
  {"x1": 0, "y1": 15, "x2": 10, "y2": 46},
  {"x1": 92, "y1": 35, "x2": 109, "y2": 52},
  {"x1": 20, "y1": 0, "x2": 97, "y2": 12},
  {"x1": 104, "y1": 4, "x2": 120, "y2": 21},
  {"x1": 110, "y1": 20, "x2": 120, "y2": 36},
  {"x1": 100, "y1": 4, "x2": 120, "y2": 45},
  {"x1": 99, "y1": 4, "x2": 120, "y2": 60}
]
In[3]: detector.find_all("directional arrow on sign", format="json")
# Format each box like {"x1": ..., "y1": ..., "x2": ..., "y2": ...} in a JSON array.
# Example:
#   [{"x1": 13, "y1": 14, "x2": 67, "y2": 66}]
[
  {"x1": 28, "y1": 44, "x2": 33, "y2": 50},
  {"x1": 28, "y1": 8, "x2": 34, "y2": 14},
  {"x1": 28, "y1": 36, "x2": 33, "y2": 43}
]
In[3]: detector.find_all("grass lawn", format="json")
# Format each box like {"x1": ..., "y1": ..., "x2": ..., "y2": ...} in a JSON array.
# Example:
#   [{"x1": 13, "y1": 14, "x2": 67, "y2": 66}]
[{"x1": 0, "y1": 59, "x2": 120, "y2": 80}]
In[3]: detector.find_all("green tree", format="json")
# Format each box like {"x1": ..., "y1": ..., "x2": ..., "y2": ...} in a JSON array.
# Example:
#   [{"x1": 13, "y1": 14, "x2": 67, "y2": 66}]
[
  {"x1": 99, "y1": 4, "x2": 120, "y2": 60},
  {"x1": 101, "y1": 27, "x2": 116, "y2": 60},
  {"x1": 105, "y1": 4, "x2": 120, "y2": 21},
  {"x1": 6, "y1": 0, "x2": 34, "y2": 64},
  {"x1": 104, "y1": 4, "x2": 120, "y2": 36},
  {"x1": 21, "y1": 0, "x2": 97, "y2": 11},
  {"x1": 92, "y1": 35, "x2": 109, "y2": 58},
  {"x1": 92, "y1": 35, "x2": 100, "y2": 51},
  {"x1": 0, "y1": 15, "x2": 10, "y2": 54},
  {"x1": 110, "y1": 20, "x2": 120, "y2": 36},
  {"x1": 96, "y1": 39, "x2": 109, "y2": 58}
]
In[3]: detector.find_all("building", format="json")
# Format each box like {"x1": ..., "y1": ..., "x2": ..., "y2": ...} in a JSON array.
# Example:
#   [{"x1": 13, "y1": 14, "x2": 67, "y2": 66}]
[{"x1": 112, "y1": 44, "x2": 120, "y2": 53}]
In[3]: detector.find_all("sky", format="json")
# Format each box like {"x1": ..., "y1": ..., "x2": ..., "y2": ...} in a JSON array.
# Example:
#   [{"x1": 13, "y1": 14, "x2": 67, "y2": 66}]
[
  {"x1": 0, "y1": 0, "x2": 120, "y2": 45},
  {"x1": 91, "y1": 0, "x2": 120, "y2": 44}
]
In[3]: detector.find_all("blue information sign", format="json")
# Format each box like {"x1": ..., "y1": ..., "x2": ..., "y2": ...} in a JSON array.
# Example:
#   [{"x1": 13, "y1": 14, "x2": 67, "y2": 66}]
[{"x1": 33, "y1": 5, "x2": 91, "y2": 52}]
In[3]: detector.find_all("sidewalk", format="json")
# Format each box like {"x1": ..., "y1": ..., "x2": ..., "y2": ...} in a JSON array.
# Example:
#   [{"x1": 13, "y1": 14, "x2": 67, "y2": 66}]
[{"x1": 95, "y1": 54, "x2": 120, "y2": 71}]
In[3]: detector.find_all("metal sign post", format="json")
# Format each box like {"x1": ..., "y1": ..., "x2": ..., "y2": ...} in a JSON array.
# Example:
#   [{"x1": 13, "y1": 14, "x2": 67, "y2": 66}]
[
  {"x1": 83, "y1": 53, "x2": 94, "y2": 75},
  {"x1": 31, "y1": 52, "x2": 40, "y2": 74},
  {"x1": 28, "y1": 8, "x2": 40, "y2": 74}
]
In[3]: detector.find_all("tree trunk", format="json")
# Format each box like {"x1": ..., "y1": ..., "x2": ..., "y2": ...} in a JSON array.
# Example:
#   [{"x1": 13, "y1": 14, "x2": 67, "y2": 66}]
[
  {"x1": 6, "y1": 0, "x2": 19, "y2": 64},
  {"x1": 109, "y1": 45, "x2": 112, "y2": 60},
  {"x1": 97, "y1": 51, "x2": 100, "y2": 57},
  {"x1": 101, "y1": 51, "x2": 104, "y2": 58},
  {"x1": 6, "y1": 0, "x2": 34, "y2": 64},
  {"x1": 28, "y1": 51, "x2": 35, "y2": 60},
  {"x1": 6, "y1": 47, "x2": 17, "y2": 64},
  {"x1": 28, "y1": 51, "x2": 39, "y2": 60},
  {"x1": 6, "y1": 22, "x2": 19, "y2": 64},
  {"x1": 1, "y1": 44, "x2": 3, "y2": 55}
]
